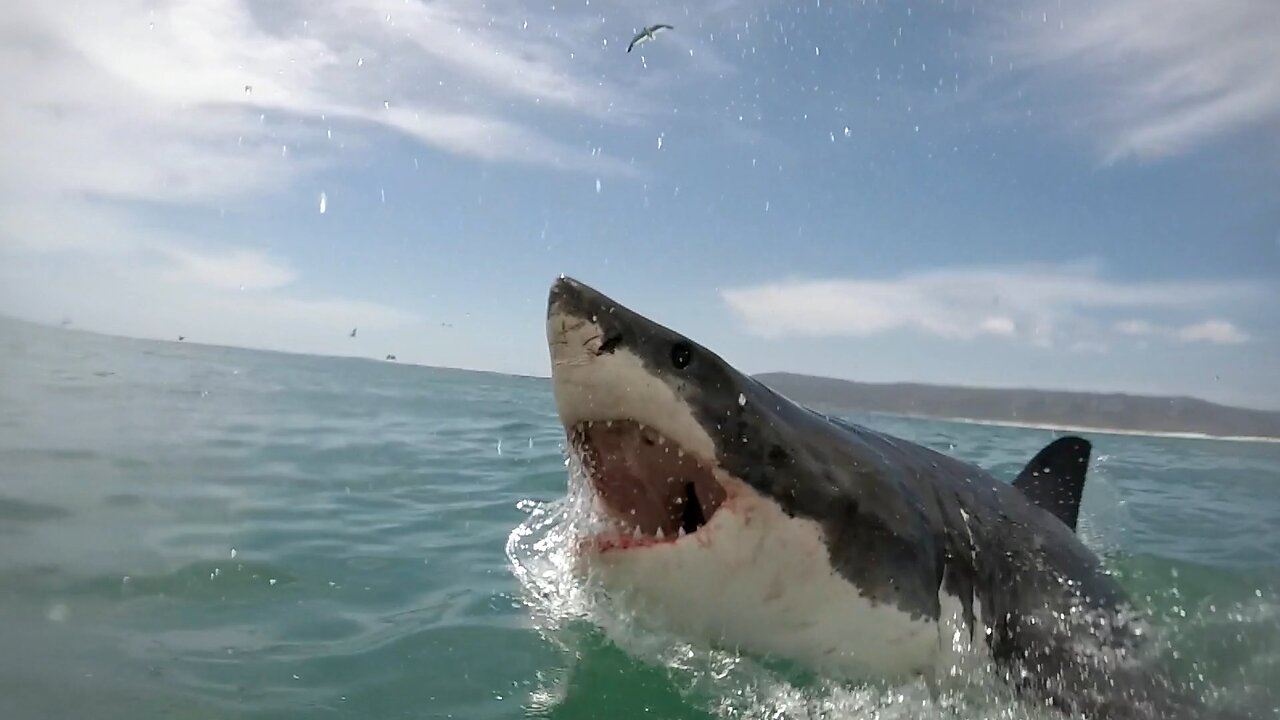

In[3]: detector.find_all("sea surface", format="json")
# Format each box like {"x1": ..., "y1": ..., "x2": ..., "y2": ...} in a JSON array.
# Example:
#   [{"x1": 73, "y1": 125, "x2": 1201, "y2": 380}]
[{"x1": 1, "y1": 318, "x2": 1277, "y2": 720}]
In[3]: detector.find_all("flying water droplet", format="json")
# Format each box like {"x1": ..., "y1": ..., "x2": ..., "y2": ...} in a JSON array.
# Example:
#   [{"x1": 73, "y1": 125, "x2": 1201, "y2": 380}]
[
  {"x1": 319, "y1": 192, "x2": 327, "y2": 214},
  {"x1": 595, "y1": 178, "x2": 601, "y2": 193},
  {"x1": 244, "y1": 85, "x2": 253, "y2": 96},
  {"x1": 738, "y1": 393, "x2": 747, "y2": 407}
]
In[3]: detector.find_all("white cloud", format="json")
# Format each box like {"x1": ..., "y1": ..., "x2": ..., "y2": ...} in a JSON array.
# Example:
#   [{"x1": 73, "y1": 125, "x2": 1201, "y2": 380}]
[
  {"x1": 722, "y1": 262, "x2": 1263, "y2": 348},
  {"x1": 1176, "y1": 320, "x2": 1249, "y2": 345},
  {"x1": 0, "y1": 0, "x2": 665, "y2": 206},
  {"x1": 988, "y1": 0, "x2": 1280, "y2": 163},
  {"x1": 1115, "y1": 318, "x2": 1250, "y2": 345},
  {"x1": 153, "y1": 245, "x2": 296, "y2": 291},
  {"x1": 0, "y1": 0, "x2": 718, "y2": 356}
]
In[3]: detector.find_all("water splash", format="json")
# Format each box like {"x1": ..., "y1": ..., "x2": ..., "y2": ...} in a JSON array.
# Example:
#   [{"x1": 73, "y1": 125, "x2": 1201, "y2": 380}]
[{"x1": 505, "y1": 458, "x2": 1049, "y2": 719}]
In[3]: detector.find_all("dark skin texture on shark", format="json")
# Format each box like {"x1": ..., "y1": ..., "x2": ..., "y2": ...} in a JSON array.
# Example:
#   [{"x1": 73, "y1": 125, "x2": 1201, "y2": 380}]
[{"x1": 548, "y1": 277, "x2": 1251, "y2": 720}]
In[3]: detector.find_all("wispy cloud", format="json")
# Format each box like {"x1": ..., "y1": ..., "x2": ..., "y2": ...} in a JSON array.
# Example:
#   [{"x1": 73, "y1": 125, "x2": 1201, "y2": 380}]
[
  {"x1": 992, "y1": 0, "x2": 1280, "y2": 162},
  {"x1": 0, "y1": 0, "x2": 662, "y2": 206},
  {"x1": 721, "y1": 262, "x2": 1264, "y2": 349},
  {"x1": 1116, "y1": 318, "x2": 1250, "y2": 346},
  {"x1": 0, "y1": 0, "x2": 713, "y2": 351},
  {"x1": 0, "y1": 201, "x2": 418, "y2": 354}
]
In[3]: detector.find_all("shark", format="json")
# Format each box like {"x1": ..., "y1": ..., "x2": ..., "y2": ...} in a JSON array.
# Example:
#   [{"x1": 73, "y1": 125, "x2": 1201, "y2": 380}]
[{"x1": 544, "y1": 275, "x2": 1249, "y2": 720}]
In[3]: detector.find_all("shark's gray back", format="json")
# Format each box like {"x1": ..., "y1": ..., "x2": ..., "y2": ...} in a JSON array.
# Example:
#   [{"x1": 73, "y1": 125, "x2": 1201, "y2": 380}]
[{"x1": 721, "y1": 380, "x2": 1228, "y2": 719}]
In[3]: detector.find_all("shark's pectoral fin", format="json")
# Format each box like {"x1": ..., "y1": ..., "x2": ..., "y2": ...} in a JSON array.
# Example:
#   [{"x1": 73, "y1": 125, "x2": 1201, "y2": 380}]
[{"x1": 1012, "y1": 436, "x2": 1091, "y2": 532}]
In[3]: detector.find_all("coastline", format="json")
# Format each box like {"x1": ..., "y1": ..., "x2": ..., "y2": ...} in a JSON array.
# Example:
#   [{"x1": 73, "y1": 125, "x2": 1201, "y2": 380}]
[{"x1": 912, "y1": 414, "x2": 1280, "y2": 445}]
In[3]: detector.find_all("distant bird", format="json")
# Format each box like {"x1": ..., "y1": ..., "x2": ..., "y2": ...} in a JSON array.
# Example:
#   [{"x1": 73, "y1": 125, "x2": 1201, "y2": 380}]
[
  {"x1": 385, "y1": 354, "x2": 397, "y2": 361},
  {"x1": 178, "y1": 336, "x2": 186, "y2": 342},
  {"x1": 628, "y1": 24, "x2": 673, "y2": 53},
  {"x1": 350, "y1": 327, "x2": 357, "y2": 338}
]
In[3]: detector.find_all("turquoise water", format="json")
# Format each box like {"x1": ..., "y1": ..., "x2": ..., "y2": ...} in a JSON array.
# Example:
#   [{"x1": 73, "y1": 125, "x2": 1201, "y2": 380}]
[{"x1": 1, "y1": 318, "x2": 1277, "y2": 719}]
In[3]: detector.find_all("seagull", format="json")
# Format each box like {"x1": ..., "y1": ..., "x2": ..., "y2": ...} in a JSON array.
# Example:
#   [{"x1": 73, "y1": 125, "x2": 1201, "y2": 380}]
[
  {"x1": 350, "y1": 327, "x2": 357, "y2": 338},
  {"x1": 628, "y1": 24, "x2": 673, "y2": 53}
]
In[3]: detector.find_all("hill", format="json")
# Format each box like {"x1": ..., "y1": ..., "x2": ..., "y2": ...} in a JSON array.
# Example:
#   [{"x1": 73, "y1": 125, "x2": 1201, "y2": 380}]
[{"x1": 755, "y1": 372, "x2": 1280, "y2": 440}]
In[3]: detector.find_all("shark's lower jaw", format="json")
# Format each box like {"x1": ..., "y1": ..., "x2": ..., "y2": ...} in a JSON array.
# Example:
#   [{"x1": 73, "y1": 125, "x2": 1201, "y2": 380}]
[{"x1": 569, "y1": 419, "x2": 727, "y2": 551}]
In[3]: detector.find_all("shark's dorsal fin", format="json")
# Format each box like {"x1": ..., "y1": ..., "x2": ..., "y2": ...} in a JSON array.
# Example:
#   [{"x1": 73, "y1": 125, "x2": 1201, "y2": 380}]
[{"x1": 1012, "y1": 436, "x2": 1091, "y2": 532}]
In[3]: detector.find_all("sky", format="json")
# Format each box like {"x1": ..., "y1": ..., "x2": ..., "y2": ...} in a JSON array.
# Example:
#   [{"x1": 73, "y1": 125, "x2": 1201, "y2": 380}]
[{"x1": 1, "y1": 0, "x2": 1277, "y2": 408}]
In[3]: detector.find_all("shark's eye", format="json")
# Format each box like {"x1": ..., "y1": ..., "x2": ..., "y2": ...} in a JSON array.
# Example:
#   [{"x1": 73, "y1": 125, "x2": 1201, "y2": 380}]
[{"x1": 670, "y1": 342, "x2": 693, "y2": 369}]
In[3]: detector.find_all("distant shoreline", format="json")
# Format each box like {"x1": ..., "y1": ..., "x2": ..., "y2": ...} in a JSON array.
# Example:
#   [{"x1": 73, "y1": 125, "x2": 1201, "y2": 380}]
[
  {"x1": 896, "y1": 413, "x2": 1280, "y2": 445},
  {"x1": 757, "y1": 372, "x2": 1280, "y2": 443}
]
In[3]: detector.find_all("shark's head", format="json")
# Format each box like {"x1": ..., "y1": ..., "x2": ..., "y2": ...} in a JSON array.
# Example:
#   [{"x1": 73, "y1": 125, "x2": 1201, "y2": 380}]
[
  {"x1": 546, "y1": 276, "x2": 754, "y2": 546},
  {"x1": 545, "y1": 276, "x2": 945, "y2": 679}
]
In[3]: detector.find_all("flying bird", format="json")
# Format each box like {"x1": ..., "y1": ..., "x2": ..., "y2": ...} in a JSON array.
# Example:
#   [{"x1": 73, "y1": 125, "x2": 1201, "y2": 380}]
[
  {"x1": 628, "y1": 24, "x2": 673, "y2": 53},
  {"x1": 350, "y1": 327, "x2": 357, "y2": 338}
]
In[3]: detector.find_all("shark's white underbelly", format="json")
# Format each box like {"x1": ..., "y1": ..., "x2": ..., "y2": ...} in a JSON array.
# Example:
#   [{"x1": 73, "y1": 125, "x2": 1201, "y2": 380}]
[{"x1": 586, "y1": 477, "x2": 952, "y2": 682}]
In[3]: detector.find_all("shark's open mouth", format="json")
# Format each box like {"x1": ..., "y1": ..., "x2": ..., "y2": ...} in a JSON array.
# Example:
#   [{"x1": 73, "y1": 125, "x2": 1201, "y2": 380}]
[{"x1": 570, "y1": 420, "x2": 727, "y2": 550}]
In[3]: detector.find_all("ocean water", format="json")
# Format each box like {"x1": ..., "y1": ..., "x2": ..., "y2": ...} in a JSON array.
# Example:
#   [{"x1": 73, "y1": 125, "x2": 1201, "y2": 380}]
[{"x1": 1, "y1": 318, "x2": 1277, "y2": 720}]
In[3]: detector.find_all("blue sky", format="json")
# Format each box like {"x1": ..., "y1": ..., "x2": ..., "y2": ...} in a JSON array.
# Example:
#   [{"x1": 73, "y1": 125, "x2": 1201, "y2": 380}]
[{"x1": 1, "y1": 0, "x2": 1277, "y2": 408}]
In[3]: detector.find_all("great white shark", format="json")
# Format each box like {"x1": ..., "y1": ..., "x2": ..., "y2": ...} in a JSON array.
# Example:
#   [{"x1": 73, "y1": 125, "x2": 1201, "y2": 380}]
[{"x1": 544, "y1": 276, "x2": 1249, "y2": 720}]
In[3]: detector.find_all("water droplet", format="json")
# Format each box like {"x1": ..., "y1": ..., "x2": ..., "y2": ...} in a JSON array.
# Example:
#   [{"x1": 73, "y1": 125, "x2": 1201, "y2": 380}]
[
  {"x1": 244, "y1": 85, "x2": 253, "y2": 96},
  {"x1": 269, "y1": 578, "x2": 277, "y2": 586},
  {"x1": 738, "y1": 393, "x2": 747, "y2": 407},
  {"x1": 357, "y1": 57, "x2": 364, "y2": 67},
  {"x1": 281, "y1": 145, "x2": 288, "y2": 157},
  {"x1": 657, "y1": 135, "x2": 663, "y2": 149},
  {"x1": 230, "y1": 548, "x2": 237, "y2": 559},
  {"x1": 844, "y1": 126, "x2": 851, "y2": 137},
  {"x1": 319, "y1": 192, "x2": 327, "y2": 214},
  {"x1": 595, "y1": 178, "x2": 601, "y2": 193}
]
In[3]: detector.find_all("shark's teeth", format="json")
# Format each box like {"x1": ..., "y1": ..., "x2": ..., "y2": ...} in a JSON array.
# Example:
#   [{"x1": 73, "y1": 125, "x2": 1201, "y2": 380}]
[
  {"x1": 655, "y1": 528, "x2": 665, "y2": 540},
  {"x1": 677, "y1": 527, "x2": 686, "y2": 538},
  {"x1": 632, "y1": 526, "x2": 643, "y2": 539}
]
